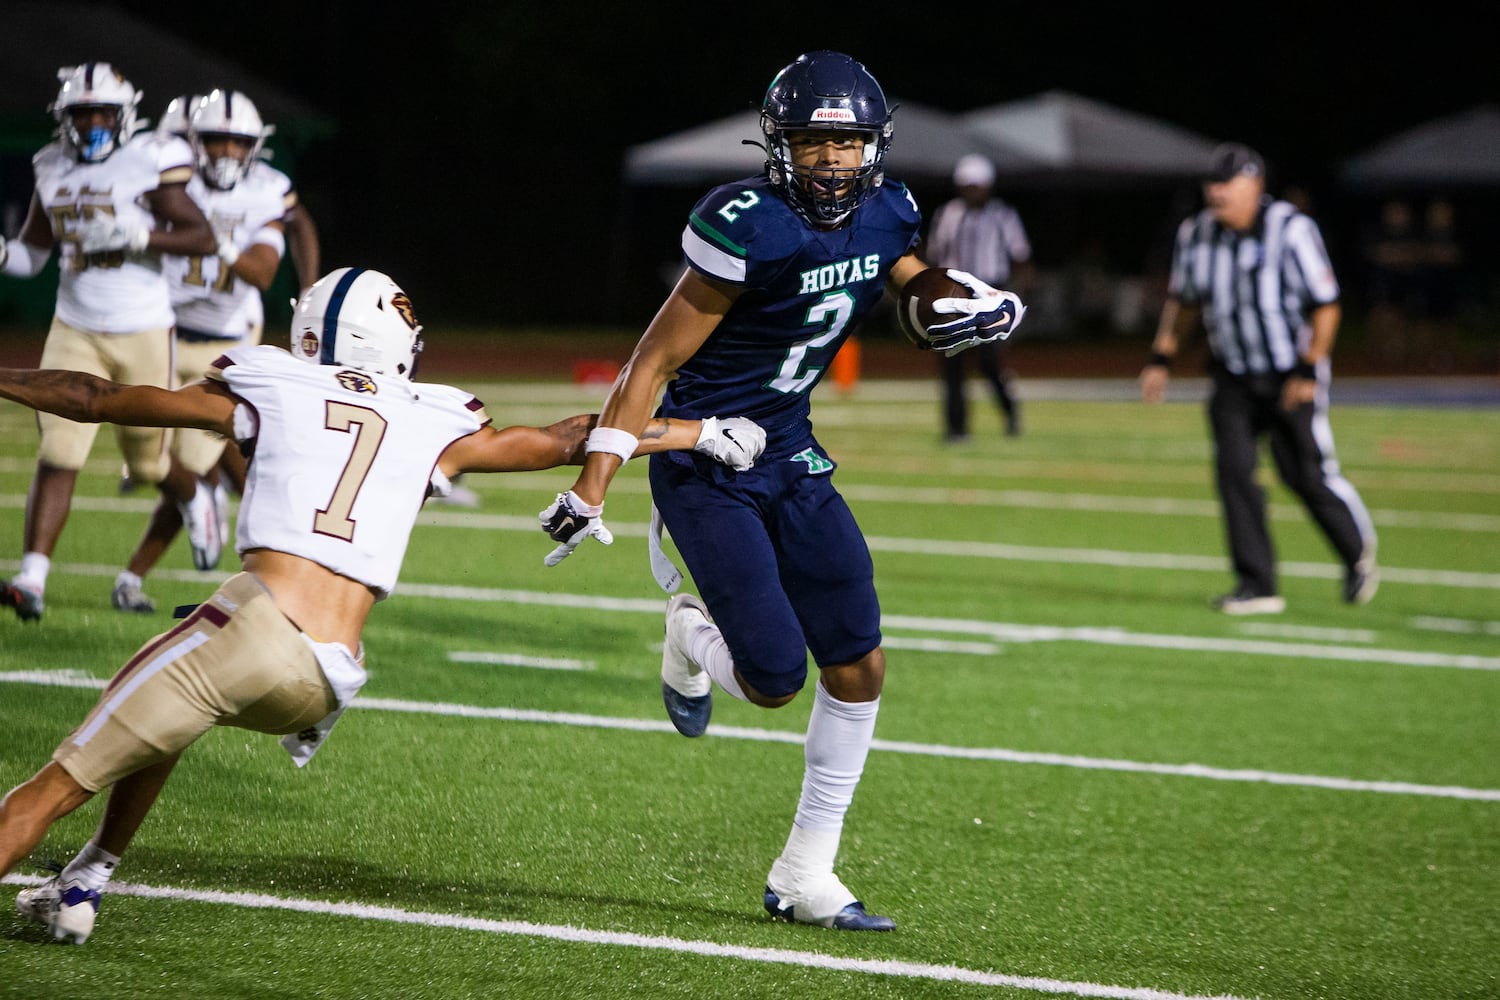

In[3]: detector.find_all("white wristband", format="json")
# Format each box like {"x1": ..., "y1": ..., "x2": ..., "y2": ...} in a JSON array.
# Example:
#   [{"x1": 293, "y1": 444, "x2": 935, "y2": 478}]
[
  {"x1": 585, "y1": 426, "x2": 639, "y2": 463},
  {"x1": 1, "y1": 238, "x2": 52, "y2": 278}
]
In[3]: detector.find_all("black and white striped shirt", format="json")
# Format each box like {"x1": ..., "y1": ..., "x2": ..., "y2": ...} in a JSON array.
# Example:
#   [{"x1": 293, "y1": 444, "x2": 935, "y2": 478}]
[
  {"x1": 926, "y1": 197, "x2": 1031, "y2": 286},
  {"x1": 1168, "y1": 199, "x2": 1340, "y2": 376}
]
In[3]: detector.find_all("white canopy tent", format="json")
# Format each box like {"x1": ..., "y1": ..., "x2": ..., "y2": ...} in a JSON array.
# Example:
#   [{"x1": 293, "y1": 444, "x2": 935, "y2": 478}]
[
  {"x1": 960, "y1": 90, "x2": 1220, "y2": 183},
  {"x1": 1342, "y1": 105, "x2": 1500, "y2": 189},
  {"x1": 622, "y1": 100, "x2": 1040, "y2": 186}
]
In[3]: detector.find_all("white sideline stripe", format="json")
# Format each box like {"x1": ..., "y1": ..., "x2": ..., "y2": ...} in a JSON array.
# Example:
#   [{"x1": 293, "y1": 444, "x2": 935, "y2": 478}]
[
  {"x1": 5, "y1": 564, "x2": 1495, "y2": 673},
  {"x1": 877, "y1": 615, "x2": 1500, "y2": 672},
  {"x1": 2, "y1": 505, "x2": 1497, "y2": 590},
  {"x1": 837, "y1": 484, "x2": 1500, "y2": 534},
  {"x1": 863, "y1": 537, "x2": 1500, "y2": 591},
  {"x1": 1233, "y1": 623, "x2": 1378, "y2": 643},
  {"x1": 0, "y1": 874, "x2": 1248, "y2": 1000},
  {"x1": 881, "y1": 635, "x2": 1001, "y2": 655},
  {"x1": 448, "y1": 651, "x2": 594, "y2": 671},
  {"x1": 412, "y1": 479, "x2": 1500, "y2": 534},
  {"x1": 1410, "y1": 616, "x2": 1500, "y2": 636},
  {"x1": 3, "y1": 672, "x2": 1494, "y2": 802}
]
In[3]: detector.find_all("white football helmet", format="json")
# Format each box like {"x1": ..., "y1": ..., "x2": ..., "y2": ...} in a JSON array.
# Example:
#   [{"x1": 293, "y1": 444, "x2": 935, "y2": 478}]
[
  {"x1": 190, "y1": 89, "x2": 274, "y2": 189},
  {"x1": 291, "y1": 268, "x2": 424, "y2": 379},
  {"x1": 157, "y1": 94, "x2": 201, "y2": 138},
  {"x1": 51, "y1": 62, "x2": 142, "y2": 163}
]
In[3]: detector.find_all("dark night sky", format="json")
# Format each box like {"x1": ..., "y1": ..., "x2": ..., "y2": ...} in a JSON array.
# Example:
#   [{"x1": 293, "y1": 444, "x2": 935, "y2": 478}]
[{"x1": 125, "y1": 2, "x2": 1496, "y2": 327}]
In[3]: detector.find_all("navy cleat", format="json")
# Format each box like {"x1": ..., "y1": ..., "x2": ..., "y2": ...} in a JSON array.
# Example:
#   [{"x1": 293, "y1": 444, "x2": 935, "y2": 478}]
[
  {"x1": 764, "y1": 885, "x2": 895, "y2": 932},
  {"x1": 661, "y1": 593, "x2": 713, "y2": 737}
]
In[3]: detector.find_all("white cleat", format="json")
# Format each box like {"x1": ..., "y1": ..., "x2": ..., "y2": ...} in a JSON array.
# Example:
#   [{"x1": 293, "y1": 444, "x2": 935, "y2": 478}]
[
  {"x1": 211, "y1": 480, "x2": 231, "y2": 550},
  {"x1": 177, "y1": 478, "x2": 223, "y2": 571},
  {"x1": 16, "y1": 875, "x2": 101, "y2": 944}
]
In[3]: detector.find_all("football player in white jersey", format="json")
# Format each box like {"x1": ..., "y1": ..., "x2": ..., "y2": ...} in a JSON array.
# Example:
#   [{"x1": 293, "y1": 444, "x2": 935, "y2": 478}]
[
  {"x1": 0, "y1": 63, "x2": 222, "y2": 623},
  {"x1": 110, "y1": 90, "x2": 309, "y2": 614},
  {"x1": 0, "y1": 267, "x2": 767, "y2": 944}
]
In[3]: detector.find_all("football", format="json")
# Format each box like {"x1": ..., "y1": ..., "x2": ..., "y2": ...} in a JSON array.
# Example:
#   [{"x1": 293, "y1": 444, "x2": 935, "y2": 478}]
[{"x1": 897, "y1": 267, "x2": 973, "y2": 349}]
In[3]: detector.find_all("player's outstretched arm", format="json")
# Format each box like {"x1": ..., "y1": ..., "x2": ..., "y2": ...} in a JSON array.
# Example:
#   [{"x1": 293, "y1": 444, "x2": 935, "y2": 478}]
[
  {"x1": 0, "y1": 369, "x2": 236, "y2": 434},
  {"x1": 447, "y1": 413, "x2": 764, "y2": 476}
]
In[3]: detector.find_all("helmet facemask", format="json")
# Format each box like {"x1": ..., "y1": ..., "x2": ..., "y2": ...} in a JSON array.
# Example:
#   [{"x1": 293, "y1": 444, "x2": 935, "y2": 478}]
[
  {"x1": 189, "y1": 90, "x2": 272, "y2": 190},
  {"x1": 196, "y1": 134, "x2": 258, "y2": 190},
  {"x1": 759, "y1": 51, "x2": 893, "y2": 226},
  {"x1": 51, "y1": 63, "x2": 141, "y2": 163},
  {"x1": 763, "y1": 121, "x2": 891, "y2": 225}
]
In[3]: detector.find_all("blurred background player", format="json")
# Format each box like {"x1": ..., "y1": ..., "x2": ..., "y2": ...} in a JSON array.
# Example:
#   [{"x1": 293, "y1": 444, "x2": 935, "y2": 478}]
[
  {"x1": 110, "y1": 89, "x2": 310, "y2": 613},
  {"x1": 1140, "y1": 142, "x2": 1377, "y2": 613},
  {"x1": 925, "y1": 153, "x2": 1033, "y2": 439},
  {"x1": 0, "y1": 62, "x2": 220, "y2": 623},
  {"x1": 541, "y1": 51, "x2": 1023, "y2": 932},
  {"x1": 0, "y1": 266, "x2": 764, "y2": 945}
]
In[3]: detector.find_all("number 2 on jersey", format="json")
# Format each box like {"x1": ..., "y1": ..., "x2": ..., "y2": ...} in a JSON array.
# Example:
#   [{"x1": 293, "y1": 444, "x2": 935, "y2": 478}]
[
  {"x1": 768, "y1": 290, "x2": 853, "y2": 394},
  {"x1": 314, "y1": 401, "x2": 388, "y2": 541}
]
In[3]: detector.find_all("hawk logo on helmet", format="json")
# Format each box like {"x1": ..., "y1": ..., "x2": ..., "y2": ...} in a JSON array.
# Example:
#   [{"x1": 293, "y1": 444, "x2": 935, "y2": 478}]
[
  {"x1": 390, "y1": 292, "x2": 419, "y2": 331},
  {"x1": 299, "y1": 330, "x2": 319, "y2": 359},
  {"x1": 336, "y1": 370, "x2": 378, "y2": 395}
]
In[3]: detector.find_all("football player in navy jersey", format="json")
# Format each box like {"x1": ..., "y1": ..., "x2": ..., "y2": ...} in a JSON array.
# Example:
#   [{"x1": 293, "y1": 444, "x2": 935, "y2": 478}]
[{"x1": 540, "y1": 51, "x2": 1025, "y2": 931}]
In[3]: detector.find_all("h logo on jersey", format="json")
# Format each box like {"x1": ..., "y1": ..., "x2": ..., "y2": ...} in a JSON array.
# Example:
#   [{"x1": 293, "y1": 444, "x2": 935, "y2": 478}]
[
  {"x1": 789, "y1": 448, "x2": 834, "y2": 475},
  {"x1": 336, "y1": 370, "x2": 378, "y2": 394}
]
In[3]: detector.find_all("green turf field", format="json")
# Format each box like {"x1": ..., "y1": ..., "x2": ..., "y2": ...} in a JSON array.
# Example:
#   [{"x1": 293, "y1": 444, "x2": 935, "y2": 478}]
[{"x1": 1, "y1": 378, "x2": 1497, "y2": 999}]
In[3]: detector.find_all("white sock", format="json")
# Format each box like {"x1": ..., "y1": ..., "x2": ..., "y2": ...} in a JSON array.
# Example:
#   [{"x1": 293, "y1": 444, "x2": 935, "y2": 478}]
[
  {"x1": 772, "y1": 823, "x2": 842, "y2": 882},
  {"x1": 61, "y1": 841, "x2": 121, "y2": 891},
  {"x1": 689, "y1": 622, "x2": 749, "y2": 702},
  {"x1": 765, "y1": 824, "x2": 857, "y2": 920},
  {"x1": 793, "y1": 683, "x2": 879, "y2": 831},
  {"x1": 17, "y1": 552, "x2": 50, "y2": 587},
  {"x1": 115, "y1": 570, "x2": 143, "y2": 589}
]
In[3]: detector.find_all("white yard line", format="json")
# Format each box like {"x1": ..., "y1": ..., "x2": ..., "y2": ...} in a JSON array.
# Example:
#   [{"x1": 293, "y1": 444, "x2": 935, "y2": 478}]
[
  {"x1": 4, "y1": 483, "x2": 1500, "y2": 535},
  {"x1": 448, "y1": 651, "x2": 594, "y2": 670},
  {"x1": 3, "y1": 672, "x2": 1495, "y2": 802},
  {"x1": 0, "y1": 873, "x2": 1251, "y2": 1000},
  {"x1": 4, "y1": 562, "x2": 1496, "y2": 670}
]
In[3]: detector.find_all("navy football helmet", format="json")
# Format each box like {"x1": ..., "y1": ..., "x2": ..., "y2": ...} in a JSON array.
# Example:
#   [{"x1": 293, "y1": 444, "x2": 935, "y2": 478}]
[{"x1": 760, "y1": 51, "x2": 892, "y2": 225}]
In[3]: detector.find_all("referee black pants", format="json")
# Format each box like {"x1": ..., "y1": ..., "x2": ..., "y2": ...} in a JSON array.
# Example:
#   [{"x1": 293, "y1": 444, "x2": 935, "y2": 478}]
[
  {"x1": 1207, "y1": 369, "x2": 1375, "y2": 596},
  {"x1": 941, "y1": 341, "x2": 1018, "y2": 438}
]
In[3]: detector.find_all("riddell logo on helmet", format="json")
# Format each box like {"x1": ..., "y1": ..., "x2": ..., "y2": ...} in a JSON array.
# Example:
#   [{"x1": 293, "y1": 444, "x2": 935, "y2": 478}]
[{"x1": 811, "y1": 108, "x2": 856, "y2": 122}]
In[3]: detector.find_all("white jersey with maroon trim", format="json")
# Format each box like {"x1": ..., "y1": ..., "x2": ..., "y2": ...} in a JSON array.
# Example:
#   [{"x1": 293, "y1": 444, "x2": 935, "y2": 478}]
[
  {"x1": 32, "y1": 132, "x2": 194, "y2": 333},
  {"x1": 168, "y1": 162, "x2": 296, "y2": 337},
  {"x1": 209, "y1": 345, "x2": 489, "y2": 598}
]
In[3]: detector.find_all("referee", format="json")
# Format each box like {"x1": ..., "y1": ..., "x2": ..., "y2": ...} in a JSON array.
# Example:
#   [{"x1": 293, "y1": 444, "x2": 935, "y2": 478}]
[
  {"x1": 1140, "y1": 143, "x2": 1377, "y2": 613},
  {"x1": 925, "y1": 154, "x2": 1031, "y2": 439}
]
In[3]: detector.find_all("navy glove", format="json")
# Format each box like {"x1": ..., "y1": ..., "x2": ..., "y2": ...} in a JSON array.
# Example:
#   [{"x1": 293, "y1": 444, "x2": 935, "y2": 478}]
[{"x1": 925, "y1": 269, "x2": 1027, "y2": 357}]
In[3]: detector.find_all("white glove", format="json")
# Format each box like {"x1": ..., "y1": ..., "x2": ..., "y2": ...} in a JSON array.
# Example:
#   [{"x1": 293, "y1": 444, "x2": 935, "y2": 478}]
[
  {"x1": 538, "y1": 490, "x2": 613, "y2": 566},
  {"x1": 216, "y1": 234, "x2": 240, "y2": 267},
  {"x1": 76, "y1": 215, "x2": 150, "y2": 255},
  {"x1": 693, "y1": 416, "x2": 766, "y2": 471},
  {"x1": 926, "y1": 268, "x2": 1026, "y2": 357}
]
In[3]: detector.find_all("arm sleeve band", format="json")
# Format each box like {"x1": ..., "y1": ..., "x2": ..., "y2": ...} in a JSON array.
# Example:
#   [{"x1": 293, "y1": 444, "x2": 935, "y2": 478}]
[
  {"x1": 584, "y1": 426, "x2": 639, "y2": 463},
  {"x1": 251, "y1": 226, "x2": 286, "y2": 258}
]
